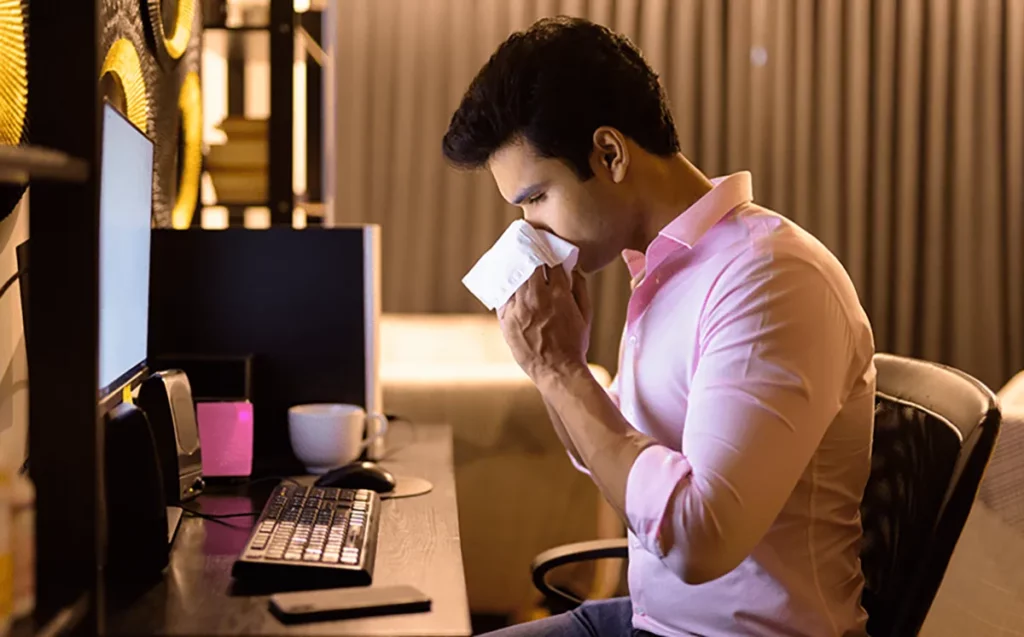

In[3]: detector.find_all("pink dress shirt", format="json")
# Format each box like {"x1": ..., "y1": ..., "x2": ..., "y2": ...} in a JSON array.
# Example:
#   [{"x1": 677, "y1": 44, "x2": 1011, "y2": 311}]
[{"x1": 583, "y1": 172, "x2": 875, "y2": 636}]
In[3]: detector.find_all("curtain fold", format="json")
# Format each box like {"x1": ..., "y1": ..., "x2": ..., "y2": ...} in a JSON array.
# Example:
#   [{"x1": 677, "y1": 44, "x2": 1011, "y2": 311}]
[{"x1": 328, "y1": 0, "x2": 1024, "y2": 390}]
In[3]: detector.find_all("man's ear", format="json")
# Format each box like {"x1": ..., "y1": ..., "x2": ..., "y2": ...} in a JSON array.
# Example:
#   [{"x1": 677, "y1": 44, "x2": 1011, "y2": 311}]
[{"x1": 591, "y1": 127, "x2": 629, "y2": 183}]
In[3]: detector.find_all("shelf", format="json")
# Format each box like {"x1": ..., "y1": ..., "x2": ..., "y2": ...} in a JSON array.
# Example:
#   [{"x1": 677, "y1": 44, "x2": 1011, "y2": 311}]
[
  {"x1": 203, "y1": 24, "x2": 270, "y2": 31},
  {"x1": 0, "y1": 145, "x2": 89, "y2": 184},
  {"x1": 204, "y1": 201, "x2": 271, "y2": 208}
]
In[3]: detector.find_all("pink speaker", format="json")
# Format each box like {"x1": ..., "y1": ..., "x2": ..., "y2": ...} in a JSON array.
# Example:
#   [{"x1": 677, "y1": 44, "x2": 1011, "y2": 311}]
[{"x1": 197, "y1": 401, "x2": 254, "y2": 477}]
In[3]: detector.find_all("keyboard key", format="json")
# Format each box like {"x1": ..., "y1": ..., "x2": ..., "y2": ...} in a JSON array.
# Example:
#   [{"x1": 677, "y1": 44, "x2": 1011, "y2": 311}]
[
  {"x1": 251, "y1": 533, "x2": 271, "y2": 550},
  {"x1": 236, "y1": 481, "x2": 377, "y2": 582},
  {"x1": 344, "y1": 526, "x2": 364, "y2": 548}
]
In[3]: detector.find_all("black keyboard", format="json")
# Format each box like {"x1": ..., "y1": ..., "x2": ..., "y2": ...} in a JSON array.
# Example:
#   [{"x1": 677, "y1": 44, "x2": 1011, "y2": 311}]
[{"x1": 231, "y1": 483, "x2": 381, "y2": 586}]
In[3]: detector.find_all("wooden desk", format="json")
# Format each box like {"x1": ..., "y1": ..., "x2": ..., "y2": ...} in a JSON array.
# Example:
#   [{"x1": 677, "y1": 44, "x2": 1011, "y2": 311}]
[{"x1": 108, "y1": 423, "x2": 471, "y2": 636}]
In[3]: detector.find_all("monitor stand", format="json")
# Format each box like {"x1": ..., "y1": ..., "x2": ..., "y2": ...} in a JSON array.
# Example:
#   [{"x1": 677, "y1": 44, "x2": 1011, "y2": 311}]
[{"x1": 167, "y1": 506, "x2": 183, "y2": 545}]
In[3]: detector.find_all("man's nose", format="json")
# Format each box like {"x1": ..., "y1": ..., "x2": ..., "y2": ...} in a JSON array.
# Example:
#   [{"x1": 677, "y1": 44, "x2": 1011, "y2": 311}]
[{"x1": 522, "y1": 215, "x2": 552, "y2": 234}]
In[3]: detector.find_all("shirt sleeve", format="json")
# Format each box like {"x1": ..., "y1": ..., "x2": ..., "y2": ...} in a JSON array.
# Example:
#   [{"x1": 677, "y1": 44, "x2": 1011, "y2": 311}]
[{"x1": 624, "y1": 250, "x2": 867, "y2": 584}]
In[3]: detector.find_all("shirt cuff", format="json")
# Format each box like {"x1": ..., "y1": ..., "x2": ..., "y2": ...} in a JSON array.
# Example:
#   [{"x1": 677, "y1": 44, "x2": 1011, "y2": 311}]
[{"x1": 625, "y1": 445, "x2": 692, "y2": 558}]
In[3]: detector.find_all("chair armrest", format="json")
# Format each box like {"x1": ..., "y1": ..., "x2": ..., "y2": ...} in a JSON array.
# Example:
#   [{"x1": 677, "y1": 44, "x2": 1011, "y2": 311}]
[{"x1": 530, "y1": 539, "x2": 629, "y2": 608}]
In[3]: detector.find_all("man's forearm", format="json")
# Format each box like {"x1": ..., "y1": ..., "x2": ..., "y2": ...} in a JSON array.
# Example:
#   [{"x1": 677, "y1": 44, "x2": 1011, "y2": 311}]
[
  {"x1": 542, "y1": 398, "x2": 589, "y2": 471},
  {"x1": 538, "y1": 365, "x2": 656, "y2": 524}
]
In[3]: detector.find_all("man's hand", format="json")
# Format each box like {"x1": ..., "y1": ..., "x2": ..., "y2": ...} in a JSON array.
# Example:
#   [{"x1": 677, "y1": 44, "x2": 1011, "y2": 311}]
[{"x1": 497, "y1": 265, "x2": 592, "y2": 386}]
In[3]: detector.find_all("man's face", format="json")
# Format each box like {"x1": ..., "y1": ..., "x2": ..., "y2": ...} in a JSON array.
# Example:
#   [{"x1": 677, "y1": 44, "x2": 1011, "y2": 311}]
[{"x1": 488, "y1": 139, "x2": 631, "y2": 273}]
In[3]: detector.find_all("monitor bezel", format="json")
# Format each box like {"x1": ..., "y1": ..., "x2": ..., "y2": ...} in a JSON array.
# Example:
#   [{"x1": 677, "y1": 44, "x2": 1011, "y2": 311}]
[{"x1": 96, "y1": 100, "x2": 154, "y2": 405}]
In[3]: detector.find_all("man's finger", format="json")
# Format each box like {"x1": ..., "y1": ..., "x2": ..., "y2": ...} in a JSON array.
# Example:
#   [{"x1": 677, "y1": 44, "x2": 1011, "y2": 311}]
[
  {"x1": 548, "y1": 264, "x2": 570, "y2": 290},
  {"x1": 518, "y1": 266, "x2": 548, "y2": 303}
]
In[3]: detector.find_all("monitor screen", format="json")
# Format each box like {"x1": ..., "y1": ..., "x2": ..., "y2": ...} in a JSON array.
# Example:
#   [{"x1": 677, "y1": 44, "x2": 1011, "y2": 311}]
[{"x1": 98, "y1": 102, "x2": 154, "y2": 396}]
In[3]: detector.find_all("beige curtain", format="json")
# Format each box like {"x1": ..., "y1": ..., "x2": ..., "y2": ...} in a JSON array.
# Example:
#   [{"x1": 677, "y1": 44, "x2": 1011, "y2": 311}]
[{"x1": 328, "y1": 0, "x2": 1024, "y2": 390}]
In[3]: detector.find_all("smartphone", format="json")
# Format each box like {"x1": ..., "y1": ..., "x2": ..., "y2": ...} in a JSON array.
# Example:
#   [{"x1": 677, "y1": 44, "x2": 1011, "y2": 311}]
[{"x1": 269, "y1": 585, "x2": 432, "y2": 623}]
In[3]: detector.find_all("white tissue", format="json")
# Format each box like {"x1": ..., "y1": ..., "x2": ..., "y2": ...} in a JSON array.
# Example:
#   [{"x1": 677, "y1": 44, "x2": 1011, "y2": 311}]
[{"x1": 462, "y1": 220, "x2": 580, "y2": 311}]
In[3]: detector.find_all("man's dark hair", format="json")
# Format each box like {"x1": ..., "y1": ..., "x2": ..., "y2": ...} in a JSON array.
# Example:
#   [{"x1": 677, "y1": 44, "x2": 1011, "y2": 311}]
[{"x1": 442, "y1": 16, "x2": 680, "y2": 180}]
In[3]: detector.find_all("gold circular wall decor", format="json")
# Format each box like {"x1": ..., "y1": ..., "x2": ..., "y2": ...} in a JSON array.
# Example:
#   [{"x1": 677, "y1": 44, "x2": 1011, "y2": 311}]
[
  {"x1": 0, "y1": 0, "x2": 28, "y2": 146},
  {"x1": 144, "y1": 0, "x2": 195, "y2": 61},
  {"x1": 100, "y1": 39, "x2": 150, "y2": 132},
  {"x1": 173, "y1": 71, "x2": 201, "y2": 229}
]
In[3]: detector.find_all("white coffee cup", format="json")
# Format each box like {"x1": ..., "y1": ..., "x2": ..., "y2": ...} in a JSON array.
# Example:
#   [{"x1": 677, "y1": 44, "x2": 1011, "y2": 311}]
[{"x1": 287, "y1": 404, "x2": 389, "y2": 474}]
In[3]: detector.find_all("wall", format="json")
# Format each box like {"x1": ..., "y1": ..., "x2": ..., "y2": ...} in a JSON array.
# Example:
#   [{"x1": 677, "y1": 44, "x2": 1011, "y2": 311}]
[
  {"x1": 0, "y1": 193, "x2": 28, "y2": 471},
  {"x1": 101, "y1": 0, "x2": 204, "y2": 228},
  {"x1": 325, "y1": 0, "x2": 1024, "y2": 389}
]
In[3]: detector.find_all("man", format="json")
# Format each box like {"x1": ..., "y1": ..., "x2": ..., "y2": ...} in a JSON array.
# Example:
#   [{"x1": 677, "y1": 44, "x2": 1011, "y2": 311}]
[{"x1": 442, "y1": 16, "x2": 874, "y2": 637}]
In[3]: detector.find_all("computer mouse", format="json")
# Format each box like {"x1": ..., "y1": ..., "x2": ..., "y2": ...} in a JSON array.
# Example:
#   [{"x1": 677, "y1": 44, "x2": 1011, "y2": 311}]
[{"x1": 313, "y1": 461, "x2": 396, "y2": 493}]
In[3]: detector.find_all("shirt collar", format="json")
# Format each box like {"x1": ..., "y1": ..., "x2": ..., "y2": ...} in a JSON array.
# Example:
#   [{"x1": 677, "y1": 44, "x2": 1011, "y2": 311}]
[{"x1": 622, "y1": 171, "x2": 754, "y2": 280}]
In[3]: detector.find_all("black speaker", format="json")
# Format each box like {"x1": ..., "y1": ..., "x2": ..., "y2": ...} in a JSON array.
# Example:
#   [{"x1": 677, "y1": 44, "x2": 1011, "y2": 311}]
[
  {"x1": 138, "y1": 370, "x2": 205, "y2": 504},
  {"x1": 104, "y1": 401, "x2": 170, "y2": 595}
]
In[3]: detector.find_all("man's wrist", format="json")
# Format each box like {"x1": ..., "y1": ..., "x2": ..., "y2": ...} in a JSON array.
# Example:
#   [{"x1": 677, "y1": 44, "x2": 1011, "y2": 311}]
[{"x1": 535, "y1": 362, "x2": 595, "y2": 396}]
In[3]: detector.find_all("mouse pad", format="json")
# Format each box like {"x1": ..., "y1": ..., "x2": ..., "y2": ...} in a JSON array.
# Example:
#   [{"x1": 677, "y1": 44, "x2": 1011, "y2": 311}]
[{"x1": 381, "y1": 476, "x2": 433, "y2": 500}]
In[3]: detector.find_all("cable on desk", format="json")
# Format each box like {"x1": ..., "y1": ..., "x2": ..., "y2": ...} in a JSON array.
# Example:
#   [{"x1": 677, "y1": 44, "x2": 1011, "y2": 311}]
[
  {"x1": 0, "y1": 267, "x2": 24, "y2": 302},
  {"x1": 175, "y1": 506, "x2": 258, "y2": 526},
  {"x1": 244, "y1": 475, "x2": 301, "y2": 487},
  {"x1": 175, "y1": 476, "x2": 301, "y2": 524}
]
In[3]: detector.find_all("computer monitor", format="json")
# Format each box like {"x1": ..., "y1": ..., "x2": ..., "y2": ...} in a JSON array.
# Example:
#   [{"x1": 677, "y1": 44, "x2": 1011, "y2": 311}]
[{"x1": 98, "y1": 102, "x2": 154, "y2": 399}]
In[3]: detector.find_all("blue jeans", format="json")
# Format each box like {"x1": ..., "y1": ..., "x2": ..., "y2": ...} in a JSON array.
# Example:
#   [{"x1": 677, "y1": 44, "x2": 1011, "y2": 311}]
[{"x1": 480, "y1": 598, "x2": 657, "y2": 637}]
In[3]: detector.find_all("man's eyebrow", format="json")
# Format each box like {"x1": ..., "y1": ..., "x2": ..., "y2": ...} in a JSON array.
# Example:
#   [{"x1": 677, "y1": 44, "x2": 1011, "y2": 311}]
[{"x1": 511, "y1": 183, "x2": 546, "y2": 205}]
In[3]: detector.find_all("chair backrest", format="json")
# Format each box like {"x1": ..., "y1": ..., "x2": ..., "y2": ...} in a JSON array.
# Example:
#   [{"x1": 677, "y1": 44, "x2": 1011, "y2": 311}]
[{"x1": 859, "y1": 353, "x2": 1001, "y2": 637}]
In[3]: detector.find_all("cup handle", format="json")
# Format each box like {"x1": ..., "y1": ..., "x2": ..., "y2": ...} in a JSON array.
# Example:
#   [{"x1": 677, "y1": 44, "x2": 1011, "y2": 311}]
[{"x1": 358, "y1": 413, "x2": 389, "y2": 452}]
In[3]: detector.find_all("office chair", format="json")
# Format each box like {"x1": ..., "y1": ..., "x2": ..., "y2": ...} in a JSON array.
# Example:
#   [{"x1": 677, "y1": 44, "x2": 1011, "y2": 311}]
[{"x1": 530, "y1": 353, "x2": 1002, "y2": 637}]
